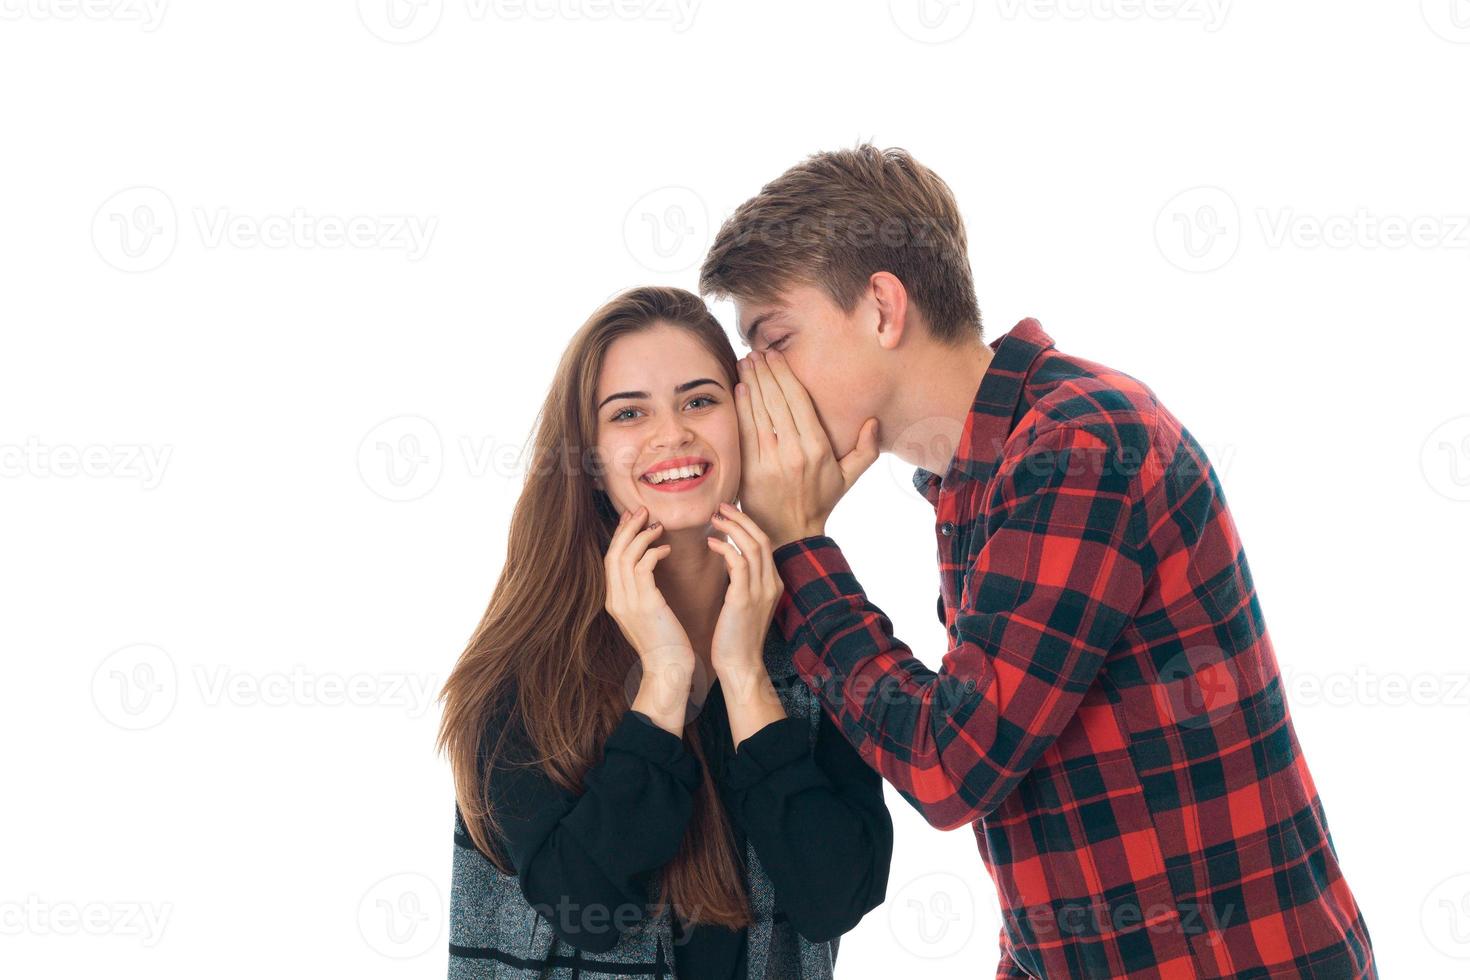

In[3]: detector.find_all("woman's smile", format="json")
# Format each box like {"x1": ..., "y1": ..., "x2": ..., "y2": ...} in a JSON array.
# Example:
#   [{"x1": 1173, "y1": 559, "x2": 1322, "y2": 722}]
[{"x1": 639, "y1": 458, "x2": 715, "y2": 494}]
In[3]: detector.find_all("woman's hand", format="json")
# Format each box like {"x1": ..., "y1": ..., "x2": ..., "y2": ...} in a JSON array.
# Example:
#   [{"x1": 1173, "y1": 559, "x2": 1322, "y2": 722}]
[
  {"x1": 604, "y1": 504, "x2": 695, "y2": 733},
  {"x1": 706, "y1": 502, "x2": 788, "y2": 744}
]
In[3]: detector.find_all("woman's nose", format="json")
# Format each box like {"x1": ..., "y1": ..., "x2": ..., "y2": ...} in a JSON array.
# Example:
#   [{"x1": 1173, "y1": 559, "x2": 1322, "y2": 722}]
[{"x1": 648, "y1": 416, "x2": 694, "y2": 450}]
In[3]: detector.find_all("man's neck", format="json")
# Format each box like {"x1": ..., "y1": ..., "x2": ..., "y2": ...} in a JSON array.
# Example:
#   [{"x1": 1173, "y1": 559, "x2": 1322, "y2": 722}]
[{"x1": 882, "y1": 338, "x2": 994, "y2": 477}]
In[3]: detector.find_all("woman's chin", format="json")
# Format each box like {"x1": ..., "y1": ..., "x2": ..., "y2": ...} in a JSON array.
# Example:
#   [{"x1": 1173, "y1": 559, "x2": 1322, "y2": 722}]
[
  {"x1": 640, "y1": 486, "x2": 733, "y2": 529},
  {"x1": 645, "y1": 502, "x2": 715, "y2": 529}
]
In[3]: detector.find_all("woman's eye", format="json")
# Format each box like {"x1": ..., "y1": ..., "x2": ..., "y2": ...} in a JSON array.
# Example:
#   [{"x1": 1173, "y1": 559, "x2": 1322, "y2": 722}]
[
  {"x1": 768, "y1": 336, "x2": 790, "y2": 352},
  {"x1": 610, "y1": 408, "x2": 640, "y2": 422},
  {"x1": 687, "y1": 395, "x2": 717, "y2": 409}
]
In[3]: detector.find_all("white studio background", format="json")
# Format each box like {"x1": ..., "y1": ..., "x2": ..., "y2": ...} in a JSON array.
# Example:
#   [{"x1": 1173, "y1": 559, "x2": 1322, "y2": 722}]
[{"x1": 2, "y1": 2, "x2": 1467, "y2": 978}]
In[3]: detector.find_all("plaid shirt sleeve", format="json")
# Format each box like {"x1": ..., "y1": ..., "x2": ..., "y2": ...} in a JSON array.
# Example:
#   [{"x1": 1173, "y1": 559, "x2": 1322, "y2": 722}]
[{"x1": 771, "y1": 424, "x2": 1152, "y2": 832}]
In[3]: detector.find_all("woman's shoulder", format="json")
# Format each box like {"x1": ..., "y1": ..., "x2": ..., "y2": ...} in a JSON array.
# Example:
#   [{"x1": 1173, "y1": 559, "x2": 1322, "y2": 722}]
[{"x1": 477, "y1": 684, "x2": 537, "y2": 773}]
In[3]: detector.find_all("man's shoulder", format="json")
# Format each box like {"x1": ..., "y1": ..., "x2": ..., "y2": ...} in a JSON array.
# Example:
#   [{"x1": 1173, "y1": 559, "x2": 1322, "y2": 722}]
[{"x1": 1010, "y1": 344, "x2": 1165, "y2": 463}]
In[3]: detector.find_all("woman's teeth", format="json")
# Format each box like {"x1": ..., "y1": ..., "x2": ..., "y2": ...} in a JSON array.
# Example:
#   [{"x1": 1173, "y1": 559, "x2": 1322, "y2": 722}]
[{"x1": 643, "y1": 463, "x2": 708, "y2": 485}]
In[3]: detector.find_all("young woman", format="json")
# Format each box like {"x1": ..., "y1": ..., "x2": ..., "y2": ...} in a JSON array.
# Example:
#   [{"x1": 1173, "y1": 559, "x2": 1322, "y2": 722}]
[{"x1": 438, "y1": 286, "x2": 892, "y2": 979}]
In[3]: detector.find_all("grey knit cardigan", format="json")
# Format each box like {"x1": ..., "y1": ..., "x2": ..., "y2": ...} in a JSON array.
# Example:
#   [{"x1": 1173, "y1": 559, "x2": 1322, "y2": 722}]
[{"x1": 448, "y1": 626, "x2": 842, "y2": 979}]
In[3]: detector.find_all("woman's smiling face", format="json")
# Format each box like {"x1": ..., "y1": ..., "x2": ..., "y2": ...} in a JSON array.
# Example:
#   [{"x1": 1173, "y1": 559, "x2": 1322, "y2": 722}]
[{"x1": 593, "y1": 322, "x2": 740, "y2": 529}]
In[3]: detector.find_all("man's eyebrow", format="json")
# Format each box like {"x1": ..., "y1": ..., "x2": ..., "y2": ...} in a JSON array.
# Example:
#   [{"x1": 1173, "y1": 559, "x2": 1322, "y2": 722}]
[{"x1": 597, "y1": 378, "x2": 725, "y2": 411}]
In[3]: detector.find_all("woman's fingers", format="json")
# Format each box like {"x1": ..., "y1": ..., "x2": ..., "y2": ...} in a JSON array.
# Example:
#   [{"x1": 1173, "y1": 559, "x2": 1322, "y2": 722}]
[
  {"x1": 603, "y1": 508, "x2": 631, "y2": 608},
  {"x1": 711, "y1": 506, "x2": 770, "y2": 596},
  {"x1": 714, "y1": 502, "x2": 771, "y2": 549},
  {"x1": 615, "y1": 509, "x2": 669, "y2": 611},
  {"x1": 605, "y1": 504, "x2": 643, "y2": 565},
  {"x1": 606, "y1": 506, "x2": 658, "y2": 609},
  {"x1": 708, "y1": 514, "x2": 764, "y2": 590},
  {"x1": 613, "y1": 508, "x2": 658, "y2": 566},
  {"x1": 623, "y1": 521, "x2": 665, "y2": 588},
  {"x1": 634, "y1": 543, "x2": 672, "y2": 581},
  {"x1": 706, "y1": 536, "x2": 749, "y2": 599}
]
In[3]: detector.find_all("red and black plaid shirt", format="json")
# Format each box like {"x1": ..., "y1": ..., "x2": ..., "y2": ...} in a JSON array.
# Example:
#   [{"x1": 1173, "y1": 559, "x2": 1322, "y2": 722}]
[{"x1": 771, "y1": 319, "x2": 1376, "y2": 979}]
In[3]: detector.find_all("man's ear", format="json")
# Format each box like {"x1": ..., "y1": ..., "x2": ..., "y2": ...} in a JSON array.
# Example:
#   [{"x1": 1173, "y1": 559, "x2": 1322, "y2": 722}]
[{"x1": 869, "y1": 271, "x2": 909, "y2": 352}]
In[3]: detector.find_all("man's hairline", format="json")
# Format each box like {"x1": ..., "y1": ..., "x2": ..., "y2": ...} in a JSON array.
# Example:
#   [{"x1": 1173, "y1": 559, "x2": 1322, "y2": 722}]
[
  {"x1": 718, "y1": 283, "x2": 982, "y2": 353},
  {"x1": 720, "y1": 271, "x2": 953, "y2": 348},
  {"x1": 713, "y1": 278, "x2": 853, "y2": 347}
]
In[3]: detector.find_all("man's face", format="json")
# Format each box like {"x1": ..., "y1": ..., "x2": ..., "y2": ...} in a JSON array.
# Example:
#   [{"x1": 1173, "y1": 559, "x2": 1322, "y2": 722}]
[{"x1": 734, "y1": 283, "x2": 885, "y2": 458}]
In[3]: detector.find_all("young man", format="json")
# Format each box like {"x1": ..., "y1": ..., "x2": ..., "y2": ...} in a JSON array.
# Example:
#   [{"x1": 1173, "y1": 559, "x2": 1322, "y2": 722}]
[{"x1": 699, "y1": 146, "x2": 1376, "y2": 979}]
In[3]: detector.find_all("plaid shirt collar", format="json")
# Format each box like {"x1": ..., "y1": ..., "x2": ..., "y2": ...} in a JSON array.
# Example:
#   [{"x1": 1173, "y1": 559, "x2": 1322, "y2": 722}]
[{"x1": 911, "y1": 317, "x2": 1057, "y2": 502}]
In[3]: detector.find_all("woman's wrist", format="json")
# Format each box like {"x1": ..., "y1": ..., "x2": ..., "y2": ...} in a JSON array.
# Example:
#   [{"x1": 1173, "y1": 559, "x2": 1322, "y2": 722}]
[
  {"x1": 718, "y1": 664, "x2": 786, "y2": 747},
  {"x1": 631, "y1": 661, "x2": 693, "y2": 735}
]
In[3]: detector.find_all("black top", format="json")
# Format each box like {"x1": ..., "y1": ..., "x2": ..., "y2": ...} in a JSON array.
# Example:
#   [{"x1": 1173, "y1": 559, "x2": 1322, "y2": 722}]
[{"x1": 478, "y1": 676, "x2": 892, "y2": 978}]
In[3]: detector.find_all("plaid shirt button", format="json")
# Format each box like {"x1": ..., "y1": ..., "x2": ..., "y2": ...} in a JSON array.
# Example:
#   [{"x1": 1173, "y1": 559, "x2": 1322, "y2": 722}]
[{"x1": 939, "y1": 521, "x2": 956, "y2": 536}]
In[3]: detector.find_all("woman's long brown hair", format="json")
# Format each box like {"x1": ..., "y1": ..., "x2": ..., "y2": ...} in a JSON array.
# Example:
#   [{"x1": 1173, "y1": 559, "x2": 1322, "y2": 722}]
[{"x1": 436, "y1": 286, "x2": 750, "y2": 930}]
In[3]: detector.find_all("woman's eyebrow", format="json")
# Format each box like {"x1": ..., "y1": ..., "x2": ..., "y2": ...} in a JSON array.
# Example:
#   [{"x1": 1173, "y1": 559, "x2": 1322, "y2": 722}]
[{"x1": 597, "y1": 378, "x2": 726, "y2": 410}]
